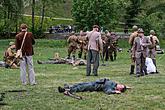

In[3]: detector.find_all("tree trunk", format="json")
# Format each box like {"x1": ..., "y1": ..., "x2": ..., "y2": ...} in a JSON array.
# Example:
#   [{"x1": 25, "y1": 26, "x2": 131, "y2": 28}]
[
  {"x1": 32, "y1": 0, "x2": 35, "y2": 34},
  {"x1": 38, "y1": 4, "x2": 45, "y2": 33}
]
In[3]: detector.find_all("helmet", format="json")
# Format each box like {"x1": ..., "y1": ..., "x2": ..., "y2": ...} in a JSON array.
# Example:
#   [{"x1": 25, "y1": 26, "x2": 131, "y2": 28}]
[
  {"x1": 150, "y1": 30, "x2": 155, "y2": 35},
  {"x1": 132, "y1": 25, "x2": 138, "y2": 31},
  {"x1": 138, "y1": 28, "x2": 144, "y2": 33},
  {"x1": 9, "y1": 42, "x2": 14, "y2": 46}
]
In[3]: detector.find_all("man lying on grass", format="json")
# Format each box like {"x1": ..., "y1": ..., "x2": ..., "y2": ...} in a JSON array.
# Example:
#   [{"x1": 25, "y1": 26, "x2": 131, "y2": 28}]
[{"x1": 58, "y1": 78, "x2": 131, "y2": 95}]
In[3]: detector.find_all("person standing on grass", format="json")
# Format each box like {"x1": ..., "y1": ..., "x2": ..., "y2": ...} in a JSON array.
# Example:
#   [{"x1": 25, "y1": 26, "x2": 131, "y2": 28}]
[
  {"x1": 148, "y1": 30, "x2": 159, "y2": 73},
  {"x1": 15, "y1": 24, "x2": 36, "y2": 85},
  {"x1": 86, "y1": 25, "x2": 103, "y2": 76},
  {"x1": 128, "y1": 25, "x2": 138, "y2": 75},
  {"x1": 132, "y1": 28, "x2": 151, "y2": 77}
]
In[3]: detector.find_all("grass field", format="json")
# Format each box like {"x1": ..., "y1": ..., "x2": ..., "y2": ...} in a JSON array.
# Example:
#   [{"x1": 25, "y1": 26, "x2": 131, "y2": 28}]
[{"x1": 0, "y1": 39, "x2": 165, "y2": 110}]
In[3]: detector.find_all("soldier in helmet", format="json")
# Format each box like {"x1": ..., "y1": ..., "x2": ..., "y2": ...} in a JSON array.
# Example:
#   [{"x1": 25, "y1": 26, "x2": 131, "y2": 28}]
[
  {"x1": 148, "y1": 30, "x2": 159, "y2": 73},
  {"x1": 67, "y1": 31, "x2": 78, "y2": 60},
  {"x1": 108, "y1": 32, "x2": 118, "y2": 61},
  {"x1": 128, "y1": 25, "x2": 138, "y2": 75},
  {"x1": 3, "y1": 42, "x2": 19, "y2": 68},
  {"x1": 77, "y1": 30, "x2": 88, "y2": 60},
  {"x1": 132, "y1": 28, "x2": 151, "y2": 77}
]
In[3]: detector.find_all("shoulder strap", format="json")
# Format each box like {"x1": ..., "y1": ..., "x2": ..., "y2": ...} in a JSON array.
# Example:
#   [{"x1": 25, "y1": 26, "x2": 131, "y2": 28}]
[{"x1": 20, "y1": 32, "x2": 27, "y2": 50}]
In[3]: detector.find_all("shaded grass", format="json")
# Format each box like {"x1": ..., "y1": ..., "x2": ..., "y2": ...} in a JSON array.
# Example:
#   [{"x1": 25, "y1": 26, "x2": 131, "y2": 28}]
[{"x1": 0, "y1": 39, "x2": 165, "y2": 110}]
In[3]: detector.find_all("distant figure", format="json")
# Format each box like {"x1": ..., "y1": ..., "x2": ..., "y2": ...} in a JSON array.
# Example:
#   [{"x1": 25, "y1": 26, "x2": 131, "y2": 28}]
[
  {"x1": 124, "y1": 25, "x2": 128, "y2": 34},
  {"x1": 77, "y1": 30, "x2": 88, "y2": 59},
  {"x1": 128, "y1": 25, "x2": 138, "y2": 75},
  {"x1": 148, "y1": 30, "x2": 159, "y2": 73},
  {"x1": 67, "y1": 32, "x2": 78, "y2": 60}
]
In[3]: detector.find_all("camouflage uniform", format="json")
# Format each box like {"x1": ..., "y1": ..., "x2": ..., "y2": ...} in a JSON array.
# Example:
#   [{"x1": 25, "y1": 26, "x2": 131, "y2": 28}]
[
  {"x1": 77, "y1": 31, "x2": 88, "y2": 59},
  {"x1": 67, "y1": 33, "x2": 78, "y2": 59},
  {"x1": 4, "y1": 42, "x2": 19, "y2": 68},
  {"x1": 108, "y1": 32, "x2": 118, "y2": 61},
  {"x1": 128, "y1": 25, "x2": 138, "y2": 74},
  {"x1": 148, "y1": 30, "x2": 159, "y2": 73}
]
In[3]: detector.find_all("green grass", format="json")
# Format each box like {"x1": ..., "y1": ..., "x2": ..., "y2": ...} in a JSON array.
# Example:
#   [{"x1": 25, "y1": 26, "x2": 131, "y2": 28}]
[{"x1": 0, "y1": 39, "x2": 165, "y2": 110}]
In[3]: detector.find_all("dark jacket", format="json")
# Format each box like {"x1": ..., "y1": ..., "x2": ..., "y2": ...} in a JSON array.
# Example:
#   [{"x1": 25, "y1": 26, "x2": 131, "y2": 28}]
[{"x1": 15, "y1": 31, "x2": 35, "y2": 56}]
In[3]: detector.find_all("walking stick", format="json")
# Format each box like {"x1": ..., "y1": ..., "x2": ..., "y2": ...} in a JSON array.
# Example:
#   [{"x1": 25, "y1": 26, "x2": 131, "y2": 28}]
[{"x1": 64, "y1": 91, "x2": 82, "y2": 100}]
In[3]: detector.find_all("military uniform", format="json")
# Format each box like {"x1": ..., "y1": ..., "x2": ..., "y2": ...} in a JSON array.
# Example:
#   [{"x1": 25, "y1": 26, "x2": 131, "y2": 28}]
[
  {"x1": 129, "y1": 25, "x2": 138, "y2": 74},
  {"x1": 67, "y1": 33, "x2": 78, "y2": 59},
  {"x1": 101, "y1": 34, "x2": 109, "y2": 61},
  {"x1": 3, "y1": 42, "x2": 19, "y2": 68},
  {"x1": 132, "y1": 28, "x2": 151, "y2": 77},
  {"x1": 77, "y1": 31, "x2": 88, "y2": 59},
  {"x1": 108, "y1": 32, "x2": 118, "y2": 61},
  {"x1": 148, "y1": 30, "x2": 159, "y2": 73}
]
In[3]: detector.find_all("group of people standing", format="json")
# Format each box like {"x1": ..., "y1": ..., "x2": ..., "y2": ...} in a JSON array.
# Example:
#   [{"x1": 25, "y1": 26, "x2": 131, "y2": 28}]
[
  {"x1": 129, "y1": 25, "x2": 159, "y2": 77},
  {"x1": 67, "y1": 25, "x2": 119, "y2": 76}
]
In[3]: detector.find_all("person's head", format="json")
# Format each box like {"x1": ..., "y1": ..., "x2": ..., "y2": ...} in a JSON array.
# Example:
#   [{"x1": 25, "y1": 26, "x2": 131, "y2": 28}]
[
  {"x1": 150, "y1": 30, "x2": 155, "y2": 35},
  {"x1": 20, "y1": 24, "x2": 28, "y2": 31},
  {"x1": 116, "y1": 84, "x2": 127, "y2": 92},
  {"x1": 92, "y1": 25, "x2": 99, "y2": 32},
  {"x1": 132, "y1": 25, "x2": 138, "y2": 32},
  {"x1": 9, "y1": 42, "x2": 14, "y2": 46},
  {"x1": 137, "y1": 28, "x2": 144, "y2": 37}
]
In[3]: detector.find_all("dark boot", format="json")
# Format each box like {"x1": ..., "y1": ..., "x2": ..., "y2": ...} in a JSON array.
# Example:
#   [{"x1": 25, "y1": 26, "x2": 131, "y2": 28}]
[
  {"x1": 78, "y1": 52, "x2": 82, "y2": 58},
  {"x1": 84, "y1": 55, "x2": 86, "y2": 60},
  {"x1": 72, "y1": 55, "x2": 76, "y2": 60},
  {"x1": 110, "y1": 55, "x2": 113, "y2": 61},
  {"x1": 130, "y1": 65, "x2": 135, "y2": 75}
]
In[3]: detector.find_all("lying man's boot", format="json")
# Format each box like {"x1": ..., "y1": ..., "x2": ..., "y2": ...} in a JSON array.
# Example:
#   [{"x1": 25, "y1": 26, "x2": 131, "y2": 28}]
[{"x1": 37, "y1": 60, "x2": 42, "y2": 64}]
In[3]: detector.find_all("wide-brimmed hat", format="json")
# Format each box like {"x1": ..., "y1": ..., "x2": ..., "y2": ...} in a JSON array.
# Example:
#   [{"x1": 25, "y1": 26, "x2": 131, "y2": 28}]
[{"x1": 20, "y1": 24, "x2": 28, "y2": 29}]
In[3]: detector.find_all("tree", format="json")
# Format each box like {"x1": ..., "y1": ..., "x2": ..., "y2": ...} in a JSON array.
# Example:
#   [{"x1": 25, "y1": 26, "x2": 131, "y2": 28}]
[{"x1": 72, "y1": 0, "x2": 119, "y2": 31}]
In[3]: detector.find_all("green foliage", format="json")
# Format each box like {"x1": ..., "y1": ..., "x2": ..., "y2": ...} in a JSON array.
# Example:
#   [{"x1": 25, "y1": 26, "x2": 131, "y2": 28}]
[{"x1": 72, "y1": 0, "x2": 121, "y2": 30}]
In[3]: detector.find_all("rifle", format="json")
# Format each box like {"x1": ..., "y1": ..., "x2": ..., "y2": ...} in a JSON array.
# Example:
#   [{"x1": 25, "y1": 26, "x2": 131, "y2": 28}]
[{"x1": 64, "y1": 91, "x2": 82, "y2": 100}]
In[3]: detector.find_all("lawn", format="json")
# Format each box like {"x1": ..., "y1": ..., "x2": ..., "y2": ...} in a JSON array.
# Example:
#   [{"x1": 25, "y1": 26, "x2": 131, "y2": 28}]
[{"x1": 0, "y1": 39, "x2": 165, "y2": 110}]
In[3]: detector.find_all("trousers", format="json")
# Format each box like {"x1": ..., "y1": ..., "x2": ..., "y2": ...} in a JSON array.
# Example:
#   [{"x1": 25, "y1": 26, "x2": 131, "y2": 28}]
[
  {"x1": 86, "y1": 49, "x2": 99, "y2": 76},
  {"x1": 20, "y1": 56, "x2": 36, "y2": 85}
]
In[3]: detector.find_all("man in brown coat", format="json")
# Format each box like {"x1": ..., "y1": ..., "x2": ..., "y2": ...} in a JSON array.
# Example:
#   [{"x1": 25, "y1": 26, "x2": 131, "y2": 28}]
[
  {"x1": 15, "y1": 24, "x2": 36, "y2": 85},
  {"x1": 86, "y1": 25, "x2": 103, "y2": 76},
  {"x1": 132, "y1": 28, "x2": 151, "y2": 77},
  {"x1": 128, "y1": 25, "x2": 138, "y2": 75}
]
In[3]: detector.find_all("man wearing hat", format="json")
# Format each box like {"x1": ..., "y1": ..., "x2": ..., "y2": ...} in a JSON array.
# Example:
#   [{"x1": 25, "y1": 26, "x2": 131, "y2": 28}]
[
  {"x1": 15, "y1": 24, "x2": 36, "y2": 85},
  {"x1": 3, "y1": 42, "x2": 19, "y2": 68},
  {"x1": 148, "y1": 30, "x2": 159, "y2": 73},
  {"x1": 128, "y1": 25, "x2": 138, "y2": 75},
  {"x1": 67, "y1": 31, "x2": 78, "y2": 60},
  {"x1": 86, "y1": 25, "x2": 103, "y2": 76},
  {"x1": 108, "y1": 32, "x2": 118, "y2": 61},
  {"x1": 132, "y1": 28, "x2": 151, "y2": 77}
]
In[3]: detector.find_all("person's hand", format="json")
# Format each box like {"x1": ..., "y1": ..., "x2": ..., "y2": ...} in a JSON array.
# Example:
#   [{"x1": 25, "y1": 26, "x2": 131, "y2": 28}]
[{"x1": 115, "y1": 91, "x2": 121, "y2": 94}]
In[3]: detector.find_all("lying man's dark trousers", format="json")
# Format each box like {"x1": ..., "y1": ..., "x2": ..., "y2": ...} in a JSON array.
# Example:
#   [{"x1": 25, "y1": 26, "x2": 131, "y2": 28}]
[{"x1": 59, "y1": 78, "x2": 127, "y2": 94}]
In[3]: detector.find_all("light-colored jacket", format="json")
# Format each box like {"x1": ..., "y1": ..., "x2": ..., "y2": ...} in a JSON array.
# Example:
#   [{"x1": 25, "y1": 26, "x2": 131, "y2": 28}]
[
  {"x1": 87, "y1": 31, "x2": 103, "y2": 52},
  {"x1": 132, "y1": 36, "x2": 151, "y2": 58}
]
